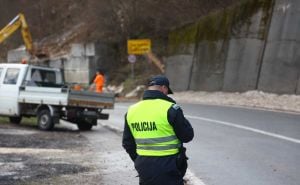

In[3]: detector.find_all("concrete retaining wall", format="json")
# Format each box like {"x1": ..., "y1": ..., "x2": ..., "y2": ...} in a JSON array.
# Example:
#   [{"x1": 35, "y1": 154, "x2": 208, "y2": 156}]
[
  {"x1": 190, "y1": 40, "x2": 227, "y2": 91},
  {"x1": 223, "y1": 38, "x2": 263, "y2": 91},
  {"x1": 166, "y1": 0, "x2": 300, "y2": 94},
  {"x1": 63, "y1": 42, "x2": 118, "y2": 85},
  {"x1": 223, "y1": 8, "x2": 266, "y2": 92},
  {"x1": 258, "y1": 0, "x2": 300, "y2": 94},
  {"x1": 7, "y1": 48, "x2": 30, "y2": 63},
  {"x1": 165, "y1": 55, "x2": 194, "y2": 91},
  {"x1": 64, "y1": 44, "x2": 91, "y2": 84},
  {"x1": 7, "y1": 42, "x2": 118, "y2": 85}
]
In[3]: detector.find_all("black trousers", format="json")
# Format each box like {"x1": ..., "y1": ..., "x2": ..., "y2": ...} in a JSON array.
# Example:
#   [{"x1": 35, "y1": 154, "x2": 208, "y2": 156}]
[
  {"x1": 135, "y1": 155, "x2": 185, "y2": 185},
  {"x1": 139, "y1": 170, "x2": 184, "y2": 185}
]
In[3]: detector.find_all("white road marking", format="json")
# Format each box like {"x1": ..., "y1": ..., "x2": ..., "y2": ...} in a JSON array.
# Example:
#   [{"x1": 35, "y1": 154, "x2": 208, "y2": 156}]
[{"x1": 186, "y1": 115, "x2": 300, "y2": 144}]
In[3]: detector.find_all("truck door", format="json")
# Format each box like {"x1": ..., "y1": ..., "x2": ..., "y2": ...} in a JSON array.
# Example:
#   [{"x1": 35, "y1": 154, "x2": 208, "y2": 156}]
[{"x1": 0, "y1": 67, "x2": 21, "y2": 116}]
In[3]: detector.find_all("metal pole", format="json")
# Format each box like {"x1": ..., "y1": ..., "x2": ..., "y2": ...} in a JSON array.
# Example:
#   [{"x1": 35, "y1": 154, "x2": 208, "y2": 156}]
[{"x1": 131, "y1": 63, "x2": 134, "y2": 78}]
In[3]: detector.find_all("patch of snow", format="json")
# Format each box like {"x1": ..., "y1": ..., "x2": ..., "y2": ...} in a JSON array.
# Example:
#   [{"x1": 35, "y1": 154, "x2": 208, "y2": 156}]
[
  {"x1": 105, "y1": 84, "x2": 124, "y2": 94},
  {"x1": 170, "y1": 90, "x2": 300, "y2": 113},
  {"x1": 125, "y1": 85, "x2": 145, "y2": 98}
]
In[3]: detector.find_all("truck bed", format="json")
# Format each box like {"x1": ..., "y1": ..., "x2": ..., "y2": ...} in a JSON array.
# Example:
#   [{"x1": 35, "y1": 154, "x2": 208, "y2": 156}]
[
  {"x1": 68, "y1": 90, "x2": 115, "y2": 109},
  {"x1": 18, "y1": 86, "x2": 69, "y2": 105},
  {"x1": 18, "y1": 86, "x2": 115, "y2": 109}
]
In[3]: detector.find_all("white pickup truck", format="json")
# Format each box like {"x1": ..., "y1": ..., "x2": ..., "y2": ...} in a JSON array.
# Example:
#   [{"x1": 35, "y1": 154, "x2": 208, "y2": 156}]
[{"x1": 0, "y1": 63, "x2": 115, "y2": 131}]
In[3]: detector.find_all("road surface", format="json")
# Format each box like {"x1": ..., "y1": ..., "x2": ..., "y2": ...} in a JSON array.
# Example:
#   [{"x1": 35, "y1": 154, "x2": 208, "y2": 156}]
[{"x1": 97, "y1": 102, "x2": 300, "y2": 185}]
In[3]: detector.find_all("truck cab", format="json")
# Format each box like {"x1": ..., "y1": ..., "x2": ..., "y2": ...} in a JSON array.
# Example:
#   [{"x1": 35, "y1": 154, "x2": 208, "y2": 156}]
[
  {"x1": 0, "y1": 63, "x2": 63, "y2": 116},
  {"x1": 0, "y1": 63, "x2": 28, "y2": 116},
  {"x1": 0, "y1": 63, "x2": 114, "y2": 131}
]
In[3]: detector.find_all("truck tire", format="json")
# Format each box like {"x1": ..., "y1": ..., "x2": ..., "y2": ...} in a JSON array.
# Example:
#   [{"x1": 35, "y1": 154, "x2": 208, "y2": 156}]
[
  {"x1": 37, "y1": 109, "x2": 54, "y2": 130},
  {"x1": 9, "y1": 116, "x2": 22, "y2": 124},
  {"x1": 77, "y1": 122, "x2": 93, "y2": 131},
  {"x1": 76, "y1": 117, "x2": 96, "y2": 131},
  {"x1": 77, "y1": 118, "x2": 94, "y2": 131}
]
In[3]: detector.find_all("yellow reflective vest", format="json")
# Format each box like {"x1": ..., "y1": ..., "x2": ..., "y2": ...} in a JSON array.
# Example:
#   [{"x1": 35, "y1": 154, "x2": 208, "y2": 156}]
[{"x1": 126, "y1": 99, "x2": 181, "y2": 156}]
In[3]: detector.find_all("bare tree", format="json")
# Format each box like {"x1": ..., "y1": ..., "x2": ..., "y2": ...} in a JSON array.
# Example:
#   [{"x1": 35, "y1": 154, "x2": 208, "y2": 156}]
[{"x1": 0, "y1": 0, "x2": 239, "y2": 59}]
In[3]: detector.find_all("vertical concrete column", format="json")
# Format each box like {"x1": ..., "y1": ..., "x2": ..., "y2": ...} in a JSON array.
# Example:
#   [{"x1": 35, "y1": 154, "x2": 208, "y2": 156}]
[
  {"x1": 7, "y1": 49, "x2": 30, "y2": 63},
  {"x1": 86, "y1": 43, "x2": 96, "y2": 84},
  {"x1": 223, "y1": 10, "x2": 266, "y2": 92},
  {"x1": 165, "y1": 55, "x2": 194, "y2": 91},
  {"x1": 296, "y1": 77, "x2": 300, "y2": 94},
  {"x1": 189, "y1": 40, "x2": 227, "y2": 91},
  {"x1": 258, "y1": 0, "x2": 300, "y2": 94},
  {"x1": 64, "y1": 43, "x2": 91, "y2": 84}
]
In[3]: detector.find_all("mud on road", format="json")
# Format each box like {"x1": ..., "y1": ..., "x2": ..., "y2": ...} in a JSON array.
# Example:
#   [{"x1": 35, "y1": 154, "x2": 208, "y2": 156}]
[{"x1": 0, "y1": 121, "x2": 102, "y2": 185}]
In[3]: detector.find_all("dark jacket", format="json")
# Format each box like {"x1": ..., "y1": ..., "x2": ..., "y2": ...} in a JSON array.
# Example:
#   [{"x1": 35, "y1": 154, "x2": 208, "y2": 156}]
[{"x1": 122, "y1": 90, "x2": 194, "y2": 184}]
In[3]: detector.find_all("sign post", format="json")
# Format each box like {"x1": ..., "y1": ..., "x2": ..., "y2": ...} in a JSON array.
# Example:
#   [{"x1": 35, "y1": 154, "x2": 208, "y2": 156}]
[
  {"x1": 127, "y1": 39, "x2": 151, "y2": 79},
  {"x1": 128, "y1": 54, "x2": 136, "y2": 78},
  {"x1": 127, "y1": 39, "x2": 164, "y2": 73}
]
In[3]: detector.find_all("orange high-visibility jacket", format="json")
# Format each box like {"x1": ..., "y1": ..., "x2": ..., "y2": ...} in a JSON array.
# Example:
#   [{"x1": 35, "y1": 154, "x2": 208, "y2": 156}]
[{"x1": 94, "y1": 74, "x2": 105, "y2": 93}]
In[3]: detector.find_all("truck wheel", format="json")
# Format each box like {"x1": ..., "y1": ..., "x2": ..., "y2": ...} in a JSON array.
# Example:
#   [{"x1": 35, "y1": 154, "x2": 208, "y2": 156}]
[
  {"x1": 9, "y1": 116, "x2": 22, "y2": 124},
  {"x1": 37, "y1": 110, "x2": 54, "y2": 130},
  {"x1": 77, "y1": 122, "x2": 93, "y2": 131}
]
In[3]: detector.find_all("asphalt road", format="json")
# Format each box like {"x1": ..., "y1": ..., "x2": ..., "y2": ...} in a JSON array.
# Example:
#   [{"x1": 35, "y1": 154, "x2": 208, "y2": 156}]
[
  {"x1": 101, "y1": 102, "x2": 300, "y2": 185},
  {"x1": 181, "y1": 104, "x2": 300, "y2": 185}
]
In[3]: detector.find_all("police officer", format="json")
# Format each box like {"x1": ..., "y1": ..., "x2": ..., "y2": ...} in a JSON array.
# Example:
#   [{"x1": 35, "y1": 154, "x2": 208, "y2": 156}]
[{"x1": 122, "y1": 75, "x2": 194, "y2": 185}]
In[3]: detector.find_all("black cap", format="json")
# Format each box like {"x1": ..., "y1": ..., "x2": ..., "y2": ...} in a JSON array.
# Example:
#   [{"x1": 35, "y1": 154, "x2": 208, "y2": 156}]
[{"x1": 148, "y1": 75, "x2": 173, "y2": 94}]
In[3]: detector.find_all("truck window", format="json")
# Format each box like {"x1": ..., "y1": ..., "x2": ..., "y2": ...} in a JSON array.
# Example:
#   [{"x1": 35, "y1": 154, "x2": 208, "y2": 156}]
[
  {"x1": 31, "y1": 69, "x2": 42, "y2": 82},
  {"x1": 3, "y1": 68, "x2": 20, "y2": 84},
  {"x1": 29, "y1": 69, "x2": 62, "y2": 87},
  {"x1": 42, "y1": 70, "x2": 56, "y2": 83}
]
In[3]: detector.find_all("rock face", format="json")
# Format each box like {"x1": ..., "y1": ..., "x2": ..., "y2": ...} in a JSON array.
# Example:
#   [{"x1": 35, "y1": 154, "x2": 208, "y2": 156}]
[
  {"x1": 0, "y1": 0, "x2": 239, "y2": 58},
  {"x1": 1, "y1": 0, "x2": 299, "y2": 93},
  {"x1": 166, "y1": 0, "x2": 300, "y2": 95},
  {"x1": 0, "y1": 0, "x2": 241, "y2": 86}
]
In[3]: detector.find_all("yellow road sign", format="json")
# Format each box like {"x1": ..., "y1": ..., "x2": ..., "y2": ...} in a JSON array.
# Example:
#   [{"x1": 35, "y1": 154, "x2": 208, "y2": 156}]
[{"x1": 127, "y1": 39, "x2": 151, "y2": 55}]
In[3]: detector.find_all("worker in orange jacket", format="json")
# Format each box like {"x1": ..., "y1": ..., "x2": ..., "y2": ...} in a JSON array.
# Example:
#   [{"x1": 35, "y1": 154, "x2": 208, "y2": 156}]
[{"x1": 90, "y1": 69, "x2": 105, "y2": 93}]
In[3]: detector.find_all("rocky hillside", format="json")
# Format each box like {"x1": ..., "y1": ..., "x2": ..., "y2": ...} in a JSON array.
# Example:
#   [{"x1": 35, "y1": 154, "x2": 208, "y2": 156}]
[{"x1": 0, "y1": 0, "x2": 239, "y2": 59}]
